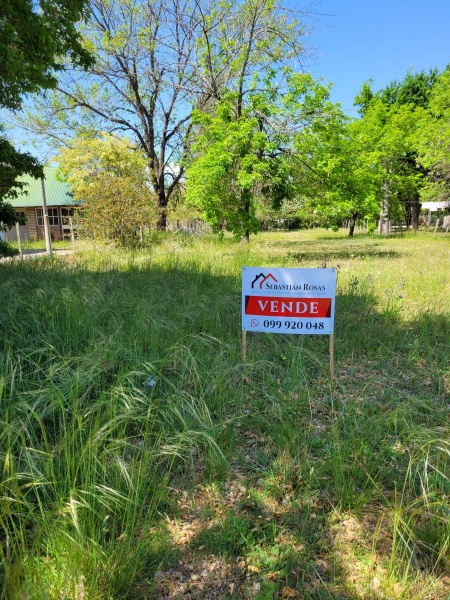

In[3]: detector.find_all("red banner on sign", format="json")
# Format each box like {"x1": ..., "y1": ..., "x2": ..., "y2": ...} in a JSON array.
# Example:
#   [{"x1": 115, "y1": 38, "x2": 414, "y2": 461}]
[{"x1": 245, "y1": 296, "x2": 332, "y2": 318}]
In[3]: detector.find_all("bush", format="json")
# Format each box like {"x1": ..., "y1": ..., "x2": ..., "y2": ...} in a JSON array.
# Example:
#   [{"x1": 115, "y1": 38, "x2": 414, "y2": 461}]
[{"x1": 0, "y1": 239, "x2": 18, "y2": 257}]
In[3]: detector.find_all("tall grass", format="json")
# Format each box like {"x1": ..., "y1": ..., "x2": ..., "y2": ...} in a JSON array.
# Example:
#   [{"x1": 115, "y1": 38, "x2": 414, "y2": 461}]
[{"x1": 0, "y1": 229, "x2": 449, "y2": 598}]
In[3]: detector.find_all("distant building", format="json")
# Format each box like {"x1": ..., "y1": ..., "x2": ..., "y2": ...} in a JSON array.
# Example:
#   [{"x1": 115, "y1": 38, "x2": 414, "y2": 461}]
[
  {"x1": 421, "y1": 201, "x2": 450, "y2": 212},
  {"x1": 3, "y1": 167, "x2": 79, "y2": 242}
]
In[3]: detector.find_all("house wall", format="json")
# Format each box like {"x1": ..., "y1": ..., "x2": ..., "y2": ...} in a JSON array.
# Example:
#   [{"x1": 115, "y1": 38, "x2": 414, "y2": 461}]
[
  {"x1": 4, "y1": 207, "x2": 64, "y2": 242},
  {"x1": 3, "y1": 210, "x2": 30, "y2": 242},
  {"x1": 27, "y1": 208, "x2": 38, "y2": 240},
  {"x1": 3, "y1": 223, "x2": 28, "y2": 242},
  {"x1": 35, "y1": 224, "x2": 64, "y2": 241}
]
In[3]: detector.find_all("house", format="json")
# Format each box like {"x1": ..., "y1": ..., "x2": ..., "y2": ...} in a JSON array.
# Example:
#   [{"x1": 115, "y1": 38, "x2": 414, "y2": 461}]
[{"x1": 3, "y1": 167, "x2": 79, "y2": 242}]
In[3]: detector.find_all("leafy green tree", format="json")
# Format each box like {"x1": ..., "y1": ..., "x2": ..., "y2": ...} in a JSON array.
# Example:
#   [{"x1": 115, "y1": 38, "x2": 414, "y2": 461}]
[
  {"x1": 17, "y1": 0, "x2": 310, "y2": 230},
  {"x1": 0, "y1": 135, "x2": 43, "y2": 201},
  {"x1": 186, "y1": 96, "x2": 267, "y2": 240},
  {"x1": 353, "y1": 99, "x2": 425, "y2": 233},
  {"x1": 353, "y1": 69, "x2": 445, "y2": 232},
  {"x1": 0, "y1": 130, "x2": 43, "y2": 255},
  {"x1": 416, "y1": 71, "x2": 450, "y2": 203},
  {"x1": 0, "y1": 0, "x2": 93, "y2": 254},
  {"x1": 57, "y1": 133, "x2": 156, "y2": 247},
  {"x1": 292, "y1": 103, "x2": 379, "y2": 236},
  {"x1": 0, "y1": 130, "x2": 43, "y2": 248},
  {"x1": 355, "y1": 69, "x2": 440, "y2": 117},
  {"x1": 186, "y1": 72, "x2": 334, "y2": 240},
  {"x1": 0, "y1": 0, "x2": 92, "y2": 110},
  {"x1": 0, "y1": 132, "x2": 40, "y2": 255}
]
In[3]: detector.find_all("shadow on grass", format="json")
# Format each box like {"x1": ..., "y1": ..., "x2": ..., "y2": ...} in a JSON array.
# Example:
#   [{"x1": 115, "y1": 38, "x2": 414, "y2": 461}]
[
  {"x1": 256, "y1": 233, "x2": 406, "y2": 263},
  {"x1": 1, "y1": 251, "x2": 449, "y2": 599},
  {"x1": 165, "y1": 499, "x2": 371, "y2": 599},
  {"x1": 287, "y1": 248, "x2": 402, "y2": 262}
]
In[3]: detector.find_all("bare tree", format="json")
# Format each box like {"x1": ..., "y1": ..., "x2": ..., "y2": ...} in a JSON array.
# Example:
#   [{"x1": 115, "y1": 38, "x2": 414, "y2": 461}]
[{"x1": 17, "y1": 0, "x2": 314, "y2": 229}]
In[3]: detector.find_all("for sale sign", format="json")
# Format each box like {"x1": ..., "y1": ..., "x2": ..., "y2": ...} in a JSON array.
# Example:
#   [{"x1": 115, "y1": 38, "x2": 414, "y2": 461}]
[{"x1": 242, "y1": 267, "x2": 336, "y2": 335}]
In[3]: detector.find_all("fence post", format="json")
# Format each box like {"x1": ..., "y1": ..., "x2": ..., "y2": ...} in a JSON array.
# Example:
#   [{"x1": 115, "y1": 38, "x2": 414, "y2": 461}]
[{"x1": 15, "y1": 222, "x2": 23, "y2": 259}]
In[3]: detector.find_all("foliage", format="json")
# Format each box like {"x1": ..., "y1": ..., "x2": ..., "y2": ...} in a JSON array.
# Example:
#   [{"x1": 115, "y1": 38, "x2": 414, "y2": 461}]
[
  {"x1": 186, "y1": 72, "x2": 335, "y2": 239},
  {"x1": 351, "y1": 99, "x2": 425, "y2": 223},
  {"x1": 18, "y1": 0, "x2": 310, "y2": 230},
  {"x1": 0, "y1": 132, "x2": 40, "y2": 255},
  {"x1": 0, "y1": 0, "x2": 93, "y2": 253},
  {"x1": 0, "y1": 131, "x2": 43, "y2": 201},
  {"x1": 269, "y1": 69, "x2": 442, "y2": 236},
  {"x1": 291, "y1": 100, "x2": 379, "y2": 234},
  {"x1": 186, "y1": 94, "x2": 267, "y2": 239},
  {"x1": 354, "y1": 68, "x2": 441, "y2": 116},
  {"x1": 0, "y1": 194, "x2": 26, "y2": 234},
  {"x1": 271, "y1": 200, "x2": 324, "y2": 230},
  {"x1": 57, "y1": 133, "x2": 156, "y2": 247},
  {"x1": 0, "y1": 0, "x2": 92, "y2": 110},
  {"x1": 378, "y1": 67, "x2": 440, "y2": 108},
  {"x1": 416, "y1": 70, "x2": 450, "y2": 202},
  {"x1": 352, "y1": 68, "x2": 448, "y2": 231},
  {"x1": 0, "y1": 239, "x2": 19, "y2": 257}
]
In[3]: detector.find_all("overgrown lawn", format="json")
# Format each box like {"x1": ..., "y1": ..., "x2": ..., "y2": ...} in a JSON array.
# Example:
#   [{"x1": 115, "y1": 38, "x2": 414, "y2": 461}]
[{"x1": 0, "y1": 229, "x2": 449, "y2": 599}]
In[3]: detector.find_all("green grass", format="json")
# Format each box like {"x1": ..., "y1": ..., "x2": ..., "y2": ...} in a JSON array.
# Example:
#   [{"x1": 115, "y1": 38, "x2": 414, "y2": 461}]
[{"x1": 0, "y1": 229, "x2": 449, "y2": 599}]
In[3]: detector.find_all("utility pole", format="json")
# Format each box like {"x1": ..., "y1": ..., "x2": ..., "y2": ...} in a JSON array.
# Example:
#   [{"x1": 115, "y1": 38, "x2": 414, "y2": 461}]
[{"x1": 41, "y1": 177, "x2": 53, "y2": 257}]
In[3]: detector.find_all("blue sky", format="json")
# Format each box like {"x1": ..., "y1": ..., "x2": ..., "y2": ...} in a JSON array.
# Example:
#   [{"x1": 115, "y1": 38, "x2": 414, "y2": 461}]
[
  {"x1": 305, "y1": 0, "x2": 450, "y2": 115},
  {"x1": 4, "y1": 0, "x2": 450, "y2": 160}
]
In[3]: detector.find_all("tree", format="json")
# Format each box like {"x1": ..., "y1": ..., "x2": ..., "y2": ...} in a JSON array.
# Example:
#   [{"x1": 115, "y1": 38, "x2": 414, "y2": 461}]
[
  {"x1": 18, "y1": 0, "x2": 311, "y2": 230},
  {"x1": 416, "y1": 70, "x2": 450, "y2": 203},
  {"x1": 57, "y1": 133, "x2": 156, "y2": 246},
  {"x1": 186, "y1": 94, "x2": 267, "y2": 240},
  {"x1": 291, "y1": 101, "x2": 380, "y2": 237},
  {"x1": 0, "y1": 186, "x2": 26, "y2": 237},
  {"x1": 186, "y1": 72, "x2": 335, "y2": 240},
  {"x1": 0, "y1": 0, "x2": 93, "y2": 254},
  {"x1": 355, "y1": 69, "x2": 440, "y2": 117},
  {"x1": 352, "y1": 98, "x2": 425, "y2": 234},
  {"x1": 353, "y1": 69, "x2": 442, "y2": 232},
  {"x1": 0, "y1": 131, "x2": 41, "y2": 254},
  {"x1": 0, "y1": 0, "x2": 92, "y2": 110},
  {"x1": 0, "y1": 134, "x2": 43, "y2": 200}
]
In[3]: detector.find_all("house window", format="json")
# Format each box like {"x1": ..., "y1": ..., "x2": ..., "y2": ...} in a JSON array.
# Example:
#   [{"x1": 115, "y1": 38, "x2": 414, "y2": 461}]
[
  {"x1": 36, "y1": 208, "x2": 59, "y2": 226},
  {"x1": 60, "y1": 207, "x2": 74, "y2": 224}
]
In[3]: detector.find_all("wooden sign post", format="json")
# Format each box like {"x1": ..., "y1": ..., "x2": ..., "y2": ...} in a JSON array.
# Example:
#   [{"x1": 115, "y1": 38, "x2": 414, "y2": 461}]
[
  {"x1": 242, "y1": 330, "x2": 247, "y2": 364},
  {"x1": 241, "y1": 267, "x2": 337, "y2": 377}
]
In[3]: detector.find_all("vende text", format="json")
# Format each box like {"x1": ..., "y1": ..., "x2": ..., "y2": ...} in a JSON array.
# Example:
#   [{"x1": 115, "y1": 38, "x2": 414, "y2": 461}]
[{"x1": 245, "y1": 296, "x2": 332, "y2": 318}]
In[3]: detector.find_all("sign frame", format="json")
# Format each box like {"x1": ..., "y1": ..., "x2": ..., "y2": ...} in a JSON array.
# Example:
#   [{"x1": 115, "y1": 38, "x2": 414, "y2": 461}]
[{"x1": 241, "y1": 267, "x2": 337, "y2": 376}]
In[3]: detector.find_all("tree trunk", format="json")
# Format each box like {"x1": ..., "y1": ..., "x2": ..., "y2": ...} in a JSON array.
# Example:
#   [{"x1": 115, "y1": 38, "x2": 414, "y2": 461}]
[
  {"x1": 156, "y1": 204, "x2": 167, "y2": 231},
  {"x1": 348, "y1": 212, "x2": 358, "y2": 237},
  {"x1": 404, "y1": 205, "x2": 411, "y2": 229},
  {"x1": 156, "y1": 191, "x2": 168, "y2": 231},
  {"x1": 241, "y1": 189, "x2": 251, "y2": 243},
  {"x1": 411, "y1": 197, "x2": 421, "y2": 232},
  {"x1": 379, "y1": 184, "x2": 390, "y2": 235}
]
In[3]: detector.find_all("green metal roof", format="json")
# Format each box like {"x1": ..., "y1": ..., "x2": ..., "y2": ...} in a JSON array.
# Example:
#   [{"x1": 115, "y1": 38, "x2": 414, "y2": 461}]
[{"x1": 7, "y1": 167, "x2": 79, "y2": 208}]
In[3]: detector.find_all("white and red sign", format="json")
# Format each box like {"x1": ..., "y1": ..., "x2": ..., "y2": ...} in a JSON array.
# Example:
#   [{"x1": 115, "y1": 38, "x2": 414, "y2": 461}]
[{"x1": 242, "y1": 267, "x2": 336, "y2": 335}]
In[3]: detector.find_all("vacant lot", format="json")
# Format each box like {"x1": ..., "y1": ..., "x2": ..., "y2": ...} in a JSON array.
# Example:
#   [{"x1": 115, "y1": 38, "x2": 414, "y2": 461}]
[{"x1": 1, "y1": 229, "x2": 449, "y2": 599}]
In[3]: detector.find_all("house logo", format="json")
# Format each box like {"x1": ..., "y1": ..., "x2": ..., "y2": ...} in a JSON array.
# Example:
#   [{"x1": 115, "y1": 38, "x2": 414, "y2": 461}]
[{"x1": 251, "y1": 272, "x2": 278, "y2": 289}]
